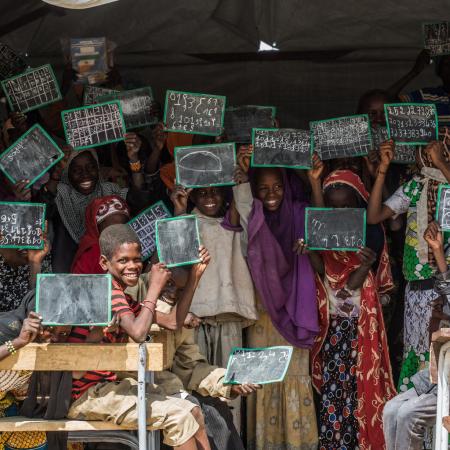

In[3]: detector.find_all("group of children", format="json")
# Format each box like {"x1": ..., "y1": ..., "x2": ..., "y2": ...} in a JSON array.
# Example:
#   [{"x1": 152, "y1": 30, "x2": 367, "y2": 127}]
[{"x1": 2, "y1": 48, "x2": 450, "y2": 450}]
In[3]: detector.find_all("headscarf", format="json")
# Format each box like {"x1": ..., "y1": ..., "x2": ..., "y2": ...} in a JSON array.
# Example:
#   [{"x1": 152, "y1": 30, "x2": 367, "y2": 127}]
[
  {"x1": 247, "y1": 169, "x2": 319, "y2": 348},
  {"x1": 55, "y1": 150, "x2": 128, "y2": 243},
  {"x1": 311, "y1": 170, "x2": 395, "y2": 449},
  {"x1": 71, "y1": 195, "x2": 130, "y2": 273}
]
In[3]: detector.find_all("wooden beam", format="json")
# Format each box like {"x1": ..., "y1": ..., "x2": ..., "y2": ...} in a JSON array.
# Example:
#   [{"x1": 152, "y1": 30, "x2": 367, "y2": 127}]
[{"x1": 0, "y1": 343, "x2": 164, "y2": 372}]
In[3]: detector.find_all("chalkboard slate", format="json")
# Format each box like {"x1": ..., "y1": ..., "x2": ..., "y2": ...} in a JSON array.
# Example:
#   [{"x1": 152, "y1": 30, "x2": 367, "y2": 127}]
[
  {"x1": 0, "y1": 124, "x2": 64, "y2": 188},
  {"x1": 224, "y1": 105, "x2": 276, "y2": 144},
  {"x1": 62, "y1": 101, "x2": 126, "y2": 150},
  {"x1": 385, "y1": 103, "x2": 438, "y2": 145},
  {"x1": 305, "y1": 207, "x2": 366, "y2": 251},
  {"x1": 0, "y1": 43, "x2": 27, "y2": 81},
  {"x1": 98, "y1": 87, "x2": 156, "y2": 129},
  {"x1": 164, "y1": 90, "x2": 226, "y2": 136},
  {"x1": 0, "y1": 202, "x2": 45, "y2": 249},
  {"x1": 1, "y1": 64, "x2": 62, "y2": 113},
  {"x1": 83, "y1": 86, "x2": 119, "y2": 106},
  {"x1": 36, "y1": 273, "x2": 112, "y2": 326},
  {"x1": 175, "y1": 143, "x2": 236, "y2": 188},
  {"x1": 423, "y1": 22, "x2": 450, "y2": 56},
  {"x1": 223, "y1": 346, "x2": 293, "y2": 385},
  {"x1": 128, "y1": 201, "x2": 171, "y2": 261},
  {"x1": 156, "y1": 215, "x2": 201, "y2": 268},
  {"x1": 371, "y1": 126, "x2": 416, "y2": 164},
  {"x1": 436, "y1": 184, "x2": 450, "y2": 231},
  {"x1": 310, "y1": 114, "x2": 372, "y2": 161},
  {"x1": 251, "y1": 128, "x2": 311, "y2": 168}
]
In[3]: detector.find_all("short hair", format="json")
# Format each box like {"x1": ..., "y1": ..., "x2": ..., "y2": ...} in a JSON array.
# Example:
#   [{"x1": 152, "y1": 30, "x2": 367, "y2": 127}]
[{"x1": 99, "y1": 224, "x2": 141, "y2": 259}]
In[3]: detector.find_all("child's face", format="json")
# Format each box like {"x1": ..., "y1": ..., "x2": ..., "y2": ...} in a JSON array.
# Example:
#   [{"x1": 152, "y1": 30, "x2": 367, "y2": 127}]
[
  {"x1": 190, "y1": 187, "x2": 224, "y2": 217},
  {"x1": 363, "y1": 94, "x2": 387, "y2": 128},
  {"x1": 255, "y1": 169, "x2": 284, "y2": 212},
  {"x1": 40, "y1": 325, "x2": 71, "y2": 343},
  {"x1": 324, "y1": 186, "x2": 359, "y2": 208},
  {"x1": 68, "y1": 152, "x2": 99, "y2": 195},
  {"x1": 100, "y1": 242, "x2": 143, "y2": 288},
  {"x1": 159, "y1": 268, "x2": 189, "y2": 303}
]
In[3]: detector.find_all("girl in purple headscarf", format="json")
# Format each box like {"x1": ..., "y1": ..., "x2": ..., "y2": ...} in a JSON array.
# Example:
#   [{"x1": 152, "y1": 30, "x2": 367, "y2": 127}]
[{"x1": 235, "y1": 146, "x2": 319, "y2": 450}]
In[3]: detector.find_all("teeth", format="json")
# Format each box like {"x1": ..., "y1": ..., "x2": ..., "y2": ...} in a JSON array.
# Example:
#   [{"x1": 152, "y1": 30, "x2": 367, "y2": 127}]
[
  {"x1": 205, "y1": 204, "x2": 216, "y2": 207},
  {"x1": 80, "y1": 181, "x2": 93, "y2": 188},
  {"x1": 267, "y1": 200, "x2": 277, "y2": 206}
]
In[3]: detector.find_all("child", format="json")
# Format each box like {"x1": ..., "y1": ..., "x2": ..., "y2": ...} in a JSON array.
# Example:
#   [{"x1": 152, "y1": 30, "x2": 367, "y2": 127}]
[
  {"x1": 66, "y1": 224, "x2": 212, "y2": 450},
  {"x1": 305, "y1": 166, "x2": 395, "y2": 449},
  {"x1": 367, "y1": 140, "x2": 450, "y2": 392}
]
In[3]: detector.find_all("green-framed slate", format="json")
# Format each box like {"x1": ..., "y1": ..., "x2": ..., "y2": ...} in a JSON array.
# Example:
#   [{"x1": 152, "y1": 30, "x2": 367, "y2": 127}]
[
  {"x1": 305, "y1": 207, "x2": 366, "y2": 251},
  {"x1": 0, "y1": 201, "x2": 46, "y2": 249},
  {"x1": 0, "y1": 42, "x2": 28, "y2": 81},
  {"x1": 423, "y1": 21, "x2": 450, "y2": 56},
  {"x1": 251, "y1": 128, "x2": 311, "y2": 169},
  {"x1": 174, "y1": 142, "x2": 236, "y2": 188},
  {"x1": 436, "y1": 184, "x2": 450, "y2": 231},
  {"x1": 1, "y1": 64, "x2": 62, "y2": 113},
  {"x1": 371, "y1": 126, "x2": 416, "y2": 164},
  {"x1": 223, "y1": 346, "x2": 293, "y2": 385},
  {"x1": 61, "y1": 100, "x2": 126, "y2": 150},
  {"x1": 128, "y1": 201, "x2": 171, "y2": 261},
  {"x1": 83, "y1": 85, "x2": 119, "y2": 106},
  {"x1": 385, "y1": 103, "x2": 438, "y2": 145},
  {"x1": 0, "y1": 124, "x2": 64, "y2": 188},
  {"x1": 163, "y1": 89, "x2": 226, "y2": 136},
  {"x1": 36, "y1": 273, "x2": 112, "y2": 326},
  {"x1": 310, "y1": 114, "x2": 372, "y2": 161},
  {"x1": 156, "y1": 215, "x2": 201, "y2": 268}
]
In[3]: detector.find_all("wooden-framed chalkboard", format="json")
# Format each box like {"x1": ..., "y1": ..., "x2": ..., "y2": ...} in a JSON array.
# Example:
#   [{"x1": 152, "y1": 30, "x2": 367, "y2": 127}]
[
  {"x1": 128, "y1": 201, "x2": 172, "y2": 261},
  {"x1": 83, "y1": 85, "x2": 119, "y2": 106},
  {"x1": 305, "y1": 207, "x2": 366, "y2": 251},
  {"x1": 371, "y1": 126, "x2": 417, "y2": 164},
  {"x1": 223, "y1": 346, "x2": 293, "y2": 385},
  {"x1": 0, "y1": 43, "x2": 28, "y2": 81},
  {"x1": 164, "y1": 90, "x2": 226, "y2": 136},
  {"x1": 36, "y1": 273, "x2": 112, "y2": 326},
  {"x1": 0, "y1": 124, "x2": 64, "y2": 188},
  {"x1": 98, "y1": 87, "x2": 157, "y2": 129},
  {"x1": 423, "y1": 22, "x2": 450, "y2": 56},
  {"x1": 0, "y1": 202, "x2": 46, "y2": 249},
  {"x1": 251, "y1": 128, "x2": 311, "y2": 169},
  {"x1": 224, "y1": 105, "x2": 276, "y2": 144},
  {"x1": 310, "y1": 114, "x2": 372, "y2": 161},
  {"x1": 156, "y1": 215, "x2": 201, "y2": 268},
  {"x1": 61, "y1": 101, "x2": 126, "y2": 150},
  {"x1": 1, "y1": 64, "x2": 62, "y2": 113},
  {"x1": 436, "y1": 184, "x2": 450, "y2": 231},
  {"x1": 385, "y1": 103, "x2": 438, "y2": 145},
  {"x1": 174, "y1": 142, "x2": 236, "y2": 188}
]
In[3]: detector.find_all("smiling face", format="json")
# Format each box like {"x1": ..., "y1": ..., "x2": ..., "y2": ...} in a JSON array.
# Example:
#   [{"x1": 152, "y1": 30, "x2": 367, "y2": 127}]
[
  {"x1": 40, "y1": 325, "x2": 72, "y2": 343},
  {"x1": 190, "y1": 187, "x2": 225, "y2": 217},
  {"x1": 255, "y1": 168, "x2": 284, "y2": 212},
  {"x1": 68, "y1": 152, "x2": 99, "y2": 195},
  {"x1": 100, "y1": 242, "x2": 143, "y2": 288}
]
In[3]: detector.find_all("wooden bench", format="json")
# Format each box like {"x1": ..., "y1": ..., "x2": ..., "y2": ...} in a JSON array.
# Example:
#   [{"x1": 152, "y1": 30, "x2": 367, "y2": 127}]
[{"x1": 0, "y1": 342, "x2": 166, "y2": 450}]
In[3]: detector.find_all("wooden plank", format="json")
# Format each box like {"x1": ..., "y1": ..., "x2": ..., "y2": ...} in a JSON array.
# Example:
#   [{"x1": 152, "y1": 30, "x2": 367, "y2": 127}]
[{"x1": 0, "y1": 343, "x2": 164, "y2": 371}]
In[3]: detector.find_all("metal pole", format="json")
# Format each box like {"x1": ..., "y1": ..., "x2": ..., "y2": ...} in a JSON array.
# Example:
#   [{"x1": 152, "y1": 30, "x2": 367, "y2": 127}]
[
  {"x1": 138, "y1": 343, "x2": 147, "y2": 450},
  {"x1": 435, "y1": 341, "x2": 450, "y2": 449}
]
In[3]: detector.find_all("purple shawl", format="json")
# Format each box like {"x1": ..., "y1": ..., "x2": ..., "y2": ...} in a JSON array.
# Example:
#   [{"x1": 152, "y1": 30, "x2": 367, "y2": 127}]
[{"x1": 247, "y1": 170, "x2": 319, "y2": 348}]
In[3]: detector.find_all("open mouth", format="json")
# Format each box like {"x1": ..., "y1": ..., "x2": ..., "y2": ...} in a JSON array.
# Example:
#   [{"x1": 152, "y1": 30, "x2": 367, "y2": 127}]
[
  {"x1": 266, "y1": 199, "x2": 278, "y2": 207},
  {"x1": 204, "y1": 203, "x2": 217, "y2": 208},
  {"x1": 79, "y1": 181, "x2": 94, "y2": 190},
  {"x1": 123, "y1": 273, "x2": 138, "y2": 280}
]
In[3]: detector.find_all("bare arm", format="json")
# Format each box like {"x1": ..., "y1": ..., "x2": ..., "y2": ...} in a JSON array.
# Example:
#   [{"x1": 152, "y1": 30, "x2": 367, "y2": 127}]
[
  {"x1": 307, "y1": 153, "x2": 325, "y2": 207},
  {"x1": 347, "y1": 247, "x2": 376, "y2": 290}
]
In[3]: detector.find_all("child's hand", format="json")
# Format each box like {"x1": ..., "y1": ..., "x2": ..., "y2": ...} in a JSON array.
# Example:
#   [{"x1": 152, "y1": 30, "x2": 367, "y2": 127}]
[
  {"x1": 170, "y1": 184, "x2": 192, "y2": 216},
  {"x1": 184, "y1": 312, "x2": 202, "y2": 329},
  {"x1": 27, "y1": 226, "x2": 51, "y2": 265},
  {"x1": 307, "y1": 152, "x2": 324, "y2": 182},
  {"x1": 292, "y1": 238, "x2": 309, "y2": 255},
  {"x1": 230, "y1": 383, "x2": 261, "y2": 398},
  {"x1": 148, "y1": 263, "x2": 172, "y2": 298},
  {"x1": 15, "y1": 312, "x2": 42, "y2": 348},
  {"x1": 426, "y1": 141, "x2": 447, "y2": 169},
  {"x1": 234, "y1": 166, "x2": 249, "y2": 185},
  {"x1": 151, "y1": 122, "x2": 167, "y2": 153},
  {"x1": 424, "y1": 221, "x2": 444, "y2": 251},
  {"x1": 190, "y1": 246, "x2": 211, "y2": 280},
  {"x1": 379, "y1": 140, "x2": 394, "y2": 171},
  {"x1": 357, "y1": 247, "x2": 377, "y2": 269},
  {"x1": 12, "y1": 180, "x2": 31, "y2": 202},
  {"x1": 51, "y1": 145, "x2": 72, "y2": 182},
  {"x1": 237, "y1": 145, "x2": 253, "y2": 174},
  {"x1": 103, "y1": 315, "x2": 121, "y2": 335},
  {"x1": 124, "y1": 132, "x2": 142, "y2": 161}
]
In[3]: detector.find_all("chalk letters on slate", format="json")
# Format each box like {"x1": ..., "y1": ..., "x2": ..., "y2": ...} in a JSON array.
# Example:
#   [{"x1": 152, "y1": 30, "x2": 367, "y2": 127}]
[
  {"x1": 1, "y1": 64, "x2": 62, "y2": 113},
  {"x1": 62, "y1": 101, "x2": 126, "y2": 150},
  {"x1": 224, "y1": 346, "x2": 293, "y2": 385},
  {"x1": 83, "y1": 85, "x2": 119, "y2": 106},
  {"x1": 251, "y1": 128, "x2": 311, "y2": 168},
  {"x1": 371, "y1": 126, "x2": 416, "y2": 164},
  {"x1": 128, "y1": 201, "x2": 171, "y2": 261},
  {"x1": 0, "y1": 202, "x2": 45, "y2": 249},
  {"x1": 423, "y1": 22, "x2": 450, "y2": 56},
  {"x1": 436, "y1": 184, "x2": 450, "y2": 231},
  {"x1": 164, "y1": 90, "x2": 226, "y2": 136},
  {"x1": 385, "y1": 103, "x2": 438, "y2": 145},
  {"x1": 175, "y1": 143, "x2": 236, "y2": 188},
  {"x1": 305, "y1": 207, "x2": 366, "y2": 251},
  {"x1": 0, "y1": 43, "x2": 27, "y2": 81},
  {"x1": 0, "y1": 124, "x2": 64, "y2": 187},
  {"x1": 156, "y1": 215, "x2": 201, "y2": 268},
  {"x1": 36, "y1": 273, "x2": 112, "y2": 326}
]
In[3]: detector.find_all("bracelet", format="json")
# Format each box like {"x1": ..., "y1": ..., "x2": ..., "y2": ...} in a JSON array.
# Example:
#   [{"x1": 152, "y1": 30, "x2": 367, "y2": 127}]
[
  {"x1": 377, "y1": 170, "x2": 387, "y2": 176},
  {"x1": 129, "y1": 160, "x2": 142, "y2": 173},
  {"x1": 140, "y1": 300, "x2": 157, "y2": 313},
  {"x1": 5, "y1": 340, "x2": 16, "y2": 355}
]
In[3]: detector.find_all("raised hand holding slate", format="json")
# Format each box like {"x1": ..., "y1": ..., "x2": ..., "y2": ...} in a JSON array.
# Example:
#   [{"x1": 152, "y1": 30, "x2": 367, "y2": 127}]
[
  {"x1": 371, "y1": 126, "x2": 416, "y2": 164},
  {"x1": 0, "y1": 124, "x2": 64, "y2": 187},
  {"x1": 175, "y1": 143, "x2": 236, "y2": 188},
  {"x1": 164, "y1": 90, "x2": 226, "y2": 136},
  {"x1": 436, "y1": 184, "x2": 450, "y2": 231}
]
